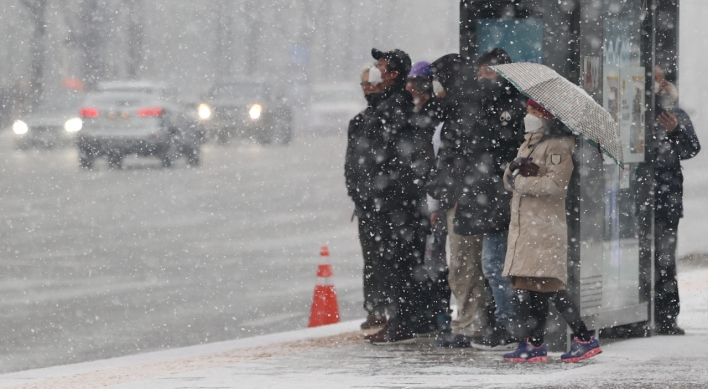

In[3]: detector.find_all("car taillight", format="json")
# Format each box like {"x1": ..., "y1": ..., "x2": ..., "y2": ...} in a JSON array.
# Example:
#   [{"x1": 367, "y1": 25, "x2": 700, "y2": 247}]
[
  {"x1": 80, "y1": 107, "x2": 99, "y2": 118},
  {"x1": 137, "y1": 107, "x2": 164, "y2": 117}
]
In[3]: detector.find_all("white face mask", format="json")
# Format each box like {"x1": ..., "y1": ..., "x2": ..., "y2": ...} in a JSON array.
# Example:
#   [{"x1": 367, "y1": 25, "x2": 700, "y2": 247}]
[
  {"x1": 368, "y1": 66, "x2": 383, "y2": 86},
  {"x1": 433, "y1": 80, "x2": 444, "y2": 95},
  {"x1": 524, "y1": 114, "x2": 545, "y2": 133}
]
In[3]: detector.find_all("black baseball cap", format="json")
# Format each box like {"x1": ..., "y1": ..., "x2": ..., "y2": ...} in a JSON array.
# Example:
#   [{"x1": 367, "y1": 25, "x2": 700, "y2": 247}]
[{"x1": 372, "y1": 48, "x2": 412, "y2": 78}]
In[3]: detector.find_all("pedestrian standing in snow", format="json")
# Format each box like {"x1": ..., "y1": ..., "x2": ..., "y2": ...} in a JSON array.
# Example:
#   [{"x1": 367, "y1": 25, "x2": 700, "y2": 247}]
[
  {"x1": 652, "y1": 66, "x2": 701, "y2": 335},
  {"x1": 457, "y1": 48, "x2": 526, "y2": 351},
  {"x1": 345, "y1": 66, "x2": 388, "y2": 330},
  {"x1": 362, "y1": 49, "x2": 435, "y2": 344},
  {"x1": 427, "y1": 54, "x2": 489, "y2": 347},
  {"x1": 406, "y1": 61, "x2": 451, "y2": 334},
  {"x1": 501, "y1": 99, "x2": 602, "y2": 363}
]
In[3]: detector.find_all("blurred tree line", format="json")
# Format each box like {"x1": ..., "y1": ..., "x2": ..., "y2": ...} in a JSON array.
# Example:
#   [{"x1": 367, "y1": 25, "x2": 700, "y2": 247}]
[{"x1": 0, "y1": 0, "x2": 425, "y2": 125}]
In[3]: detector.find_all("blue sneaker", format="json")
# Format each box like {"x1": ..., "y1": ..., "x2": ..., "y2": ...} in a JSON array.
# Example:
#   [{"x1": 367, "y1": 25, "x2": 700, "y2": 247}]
[
  {"x1": 561, "y1": 336, "x2": 602, "y2": 363},
  {"x1": 503, "y1": 339, "x2": 548, "y2": 363}
]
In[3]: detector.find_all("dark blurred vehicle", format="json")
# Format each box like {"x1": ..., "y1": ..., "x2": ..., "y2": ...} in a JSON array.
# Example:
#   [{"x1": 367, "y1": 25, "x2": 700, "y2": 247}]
[
  {"x1": 12, "y1": 92, "x2": 85, "y2": 149},
  {"x1": 308, "y1": 83, "x2": 364, "y2": 134},
  {"x1": 76, "y1": 81, "x2": 204, "y2": 169},
  {"x1": 198, "y1": 80, "x2": 292, "y2": 144}
]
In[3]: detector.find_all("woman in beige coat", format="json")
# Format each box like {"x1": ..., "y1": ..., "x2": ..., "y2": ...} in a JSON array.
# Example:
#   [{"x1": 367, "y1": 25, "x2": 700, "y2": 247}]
[{"x1": 501, "y1": 99, "x2": 601, "y2": 363}]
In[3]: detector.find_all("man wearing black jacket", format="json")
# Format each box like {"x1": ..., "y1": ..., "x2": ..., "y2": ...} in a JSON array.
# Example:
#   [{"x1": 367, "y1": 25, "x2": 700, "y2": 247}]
[
  {"x1": 652, "y1": 68, "x2": 701, "y2": 335},
  {"x1": 427, "y1": 54, "x2": 489, "y2": 345},
  {"x1": 407, "y1": 71, "x2": 451, "y2": 334},
  {"x1": 345, "y1": 67, "x2": 387, "y2": 330},
  {"x1": 364, "y1": 49, "x2": 436, "y2": 344},
  {"x1": 460, "y1": 49, "x2": 526, "y2": 350}
]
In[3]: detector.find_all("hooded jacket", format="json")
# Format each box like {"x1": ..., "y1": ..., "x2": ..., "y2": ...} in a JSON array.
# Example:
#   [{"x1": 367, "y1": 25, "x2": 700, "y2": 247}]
[
  {"x1": 426, "y1": 55, "x2": 481, "y2": 211},
  {"x1": 502, "y1": 130, "x2": 575, "y2": 291},
  {"x1": 453, "y1": 77, "x2": 526, "y2": 236}
]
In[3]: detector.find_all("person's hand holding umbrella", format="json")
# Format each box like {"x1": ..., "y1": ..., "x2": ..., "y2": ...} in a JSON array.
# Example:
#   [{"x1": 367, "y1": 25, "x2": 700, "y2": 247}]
[{"x1": 507, "y1": 157, "x2": 540, "y2": 188}]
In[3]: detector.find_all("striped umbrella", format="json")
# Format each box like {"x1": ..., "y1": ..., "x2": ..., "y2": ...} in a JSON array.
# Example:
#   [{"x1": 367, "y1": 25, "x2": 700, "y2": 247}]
[{"x1": 491, "y1": 63, "x2": 624, "y2": 167}]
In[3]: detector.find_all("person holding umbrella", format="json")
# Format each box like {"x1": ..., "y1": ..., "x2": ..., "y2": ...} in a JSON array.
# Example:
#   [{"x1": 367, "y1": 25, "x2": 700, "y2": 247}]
[
  {"x1": 500, "y1": 99, "x2": 602, "y2": 363},
  {"x1": 485, "y1": 62, "x2": 622, "y2": 362}
]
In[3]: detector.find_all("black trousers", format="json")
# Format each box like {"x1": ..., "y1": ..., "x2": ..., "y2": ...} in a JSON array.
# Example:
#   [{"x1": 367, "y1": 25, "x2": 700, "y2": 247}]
[
  {"x1": 654, "y1": 216, "x2": 681, "y2": 329},
  {"x1": 515, "y1": 289, "x2": 591, "y2": 346},
  {"x1": 415, "y1": 211, "x2": 452, "y2": 332},
  {"x1": 358, "y1": 213, "x2": 386, "y2": 317},
  {"x1": 378, "y1": 207, "x2": 431, "y2": 332}
]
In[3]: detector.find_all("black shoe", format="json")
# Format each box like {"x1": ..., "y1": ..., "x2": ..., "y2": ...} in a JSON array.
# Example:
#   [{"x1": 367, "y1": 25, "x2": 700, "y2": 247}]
[
  {"x1": 360, "y1": 314, "x2": 387, "y2": 330},
  {"x1": 434, "y1": 333, "x2": 472, "y2": 348},
  {"x1": 656, "y1": 325, "x2": 685, "y2": 336},
  {"x1": 471, "y1": 328, "x2": 519, "y2": 351},
  {"x1": 368, "y1": 325, "x2": 416, "y2": 345}
]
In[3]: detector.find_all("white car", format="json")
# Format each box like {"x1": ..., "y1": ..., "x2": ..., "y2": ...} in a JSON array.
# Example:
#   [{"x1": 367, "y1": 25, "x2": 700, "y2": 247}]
[
  {"x1": 13, "y1": 93, "x2": 85, "y2": 149},
  {"x1": 308, "y1": 84, "x2": 365, "y2": 134}
]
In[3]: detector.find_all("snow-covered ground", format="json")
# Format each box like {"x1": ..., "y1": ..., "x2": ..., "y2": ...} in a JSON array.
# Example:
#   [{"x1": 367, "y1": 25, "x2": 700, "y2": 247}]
[{"x1": 0, "y1": 267, "x2": 705, "y2": 388}]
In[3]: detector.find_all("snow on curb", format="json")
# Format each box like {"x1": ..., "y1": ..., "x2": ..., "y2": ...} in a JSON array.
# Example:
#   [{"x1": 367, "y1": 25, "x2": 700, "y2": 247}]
[{"x1": 0, "y1": 320, "x2": 362, "y2": 389}]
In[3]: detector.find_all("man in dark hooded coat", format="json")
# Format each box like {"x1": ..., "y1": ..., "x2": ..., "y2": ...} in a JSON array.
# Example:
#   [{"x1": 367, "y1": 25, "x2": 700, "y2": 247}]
[
  {"x1": 459, "y1": 48, "x2": 526, "y2": 350},
  {"x1": 363, "y1": 49, "x2": 436, "y2": 344},
  {"x1": 427, "y1": 54, "x2": 490, "y2": 345}
]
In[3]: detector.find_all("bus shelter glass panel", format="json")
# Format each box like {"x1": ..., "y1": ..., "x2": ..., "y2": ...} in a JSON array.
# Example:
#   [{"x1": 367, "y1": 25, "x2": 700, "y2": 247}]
[
  {"x1": 476, "y1": 18, "x2": 543, "y2": 63},
  {"x1": 601, "y1": 1, "x2": 645, "y2": 312}
]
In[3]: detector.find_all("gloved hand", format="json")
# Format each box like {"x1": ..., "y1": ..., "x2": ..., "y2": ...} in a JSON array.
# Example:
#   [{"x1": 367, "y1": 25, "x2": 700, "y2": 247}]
[
  {"x1": 519, "y1": 158, "x2": 540, "y2": 177},
  {"x1": 509, "y1": 157, "x2": 525, "y2": 173},
  {"x1": 509, "y1": 157, "x2": 540, "y2": 177}
]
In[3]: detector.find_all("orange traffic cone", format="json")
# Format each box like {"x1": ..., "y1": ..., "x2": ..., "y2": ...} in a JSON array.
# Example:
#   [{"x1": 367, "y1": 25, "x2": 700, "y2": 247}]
[{"x1": 308, "y1": 245, "x2": 340, "y2": 327}]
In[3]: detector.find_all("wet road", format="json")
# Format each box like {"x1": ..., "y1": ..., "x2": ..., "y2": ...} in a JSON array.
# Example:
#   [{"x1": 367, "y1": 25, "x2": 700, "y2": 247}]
[{"x1": 0, "y1": 131, "x2": 364, "y2": 372}]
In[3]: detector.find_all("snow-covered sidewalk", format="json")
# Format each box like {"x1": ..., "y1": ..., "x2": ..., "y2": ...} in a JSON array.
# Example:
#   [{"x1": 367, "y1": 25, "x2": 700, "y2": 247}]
[{"x1": 0, "y1": 267, "x2": 706, "y2": 389}]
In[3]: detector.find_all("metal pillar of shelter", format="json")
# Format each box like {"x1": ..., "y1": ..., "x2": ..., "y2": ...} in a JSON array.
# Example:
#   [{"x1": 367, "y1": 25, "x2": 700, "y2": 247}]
[{"x1": 460, "y1": 0, "x2": 680, "y2": 351}]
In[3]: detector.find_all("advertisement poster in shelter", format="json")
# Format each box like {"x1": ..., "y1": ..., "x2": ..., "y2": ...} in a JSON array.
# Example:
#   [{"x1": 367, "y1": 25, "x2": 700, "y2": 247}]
[
  {"x1": 619, "y1": 67, "x2": 646, "y2": 163},
  {"x1": 604, "y1": 66, "x2": 645, "y2": 164}
]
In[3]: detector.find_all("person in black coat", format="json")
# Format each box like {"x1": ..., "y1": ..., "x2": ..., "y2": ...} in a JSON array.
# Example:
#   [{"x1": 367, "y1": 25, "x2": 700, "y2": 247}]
[
  {"x1": 652, "y1": 68, "x2": 701, "y2": 335},
  {"x1": 364, "y1": 49, "x2": 436, "y2": 344},
  {"x1": 457, "y1": 49, "x2": 526, "y2": 350},
  {"x1": 427, "y1": 54, "x2": 491, "y2": 345},
  {"x1": 345, "y1": 67, "x2": 387, "y2": 330},
  {"x1": 406, "y1": 68, "x2": 452, "y2": 334}
]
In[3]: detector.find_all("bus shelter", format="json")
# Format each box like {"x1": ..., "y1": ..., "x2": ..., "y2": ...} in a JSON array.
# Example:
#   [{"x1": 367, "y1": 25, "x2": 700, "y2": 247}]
[{"x1": 459, "y1": 0, "x2": 680, "y2": 349}]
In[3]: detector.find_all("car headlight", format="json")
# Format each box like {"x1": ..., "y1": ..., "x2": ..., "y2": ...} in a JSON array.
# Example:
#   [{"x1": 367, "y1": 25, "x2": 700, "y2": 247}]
[
  {"x1": 198, "y1": 103, "x2": 211, "y2": 120},
  {"x1": 12, "y1": 120, "x2": 28, "y2": 135},
  {"x1": 249, "y1": 104, "x2": 262, "y2": 120},
  {"x1": 64, "y1": 117, "x2": 83, "y2": 133}
]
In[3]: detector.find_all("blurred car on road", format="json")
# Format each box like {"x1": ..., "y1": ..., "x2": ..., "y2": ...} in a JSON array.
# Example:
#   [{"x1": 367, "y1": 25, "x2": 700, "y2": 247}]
[
  {"x1": 198, "y1": 80, "x2": 292, "y2": 145},
  {"x1": 308, "y1": 83, "x2": 364, "y2": 134},
  {"x1": 12, "y1": 92, "x2": 85, "y2": 149},
  {"x1": 76, "y1": 81, "x2": 204, "y2": 169}
]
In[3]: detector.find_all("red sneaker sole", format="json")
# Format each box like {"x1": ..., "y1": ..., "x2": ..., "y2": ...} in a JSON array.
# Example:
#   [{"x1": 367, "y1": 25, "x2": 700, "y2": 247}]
[
  {"x1": 562, "y1": 348, "x2": 602, "y2": 363},
  {"x1": 504, "y1": 356, "x2": 548, "y2": 363}
]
